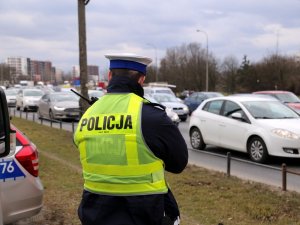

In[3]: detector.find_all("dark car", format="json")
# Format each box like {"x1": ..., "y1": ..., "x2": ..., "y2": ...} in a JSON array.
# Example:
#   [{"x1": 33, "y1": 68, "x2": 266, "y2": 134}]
[{"x1": 184, "y1": 91, "x2": 224, "y2": 114}]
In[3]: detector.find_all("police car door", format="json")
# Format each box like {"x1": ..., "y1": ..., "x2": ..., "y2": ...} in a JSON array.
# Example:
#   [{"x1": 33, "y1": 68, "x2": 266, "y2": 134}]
[{"x1": 0, "y1": 87, "x2": 12, "y2": 225}]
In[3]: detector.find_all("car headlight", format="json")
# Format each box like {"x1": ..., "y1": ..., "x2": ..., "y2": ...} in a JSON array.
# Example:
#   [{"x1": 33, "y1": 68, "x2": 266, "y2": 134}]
[
  {"x1": 171, "y1": 112, "x2": 180, "y2": 121},
  {"x1": 54, "y1": 106, "x2": 65, "y2": 111},
  {"x1": 272, "y1": 129, "x2": 300, "y2": 140},
  {"x1": 183, "y1": 106, "x2": 189, "y2": 112},
  {"x1": 166, "y1": 108, "x2": 180, "y2": 122}
]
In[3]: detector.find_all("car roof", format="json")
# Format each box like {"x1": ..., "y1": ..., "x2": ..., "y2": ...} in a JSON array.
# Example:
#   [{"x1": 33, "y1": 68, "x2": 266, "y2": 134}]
[
  {"x1": 253, "y1": 90, "x2": 292, "y2": 94},
  {"x1": 206, "y1": 95, "x2": 279, "y2": 103},
  {"x1": 199, "y1": 91, "x2": 222, "y2": 94},
  {"x1": 143, "y1": 86, "x2": 173, "y2": 90},
  {"x1": 21, "y1": 88, "x2": 42, "y2": 91},
  {"x1": 230, "y1": 93, "x2": 277, "y2": 99}
]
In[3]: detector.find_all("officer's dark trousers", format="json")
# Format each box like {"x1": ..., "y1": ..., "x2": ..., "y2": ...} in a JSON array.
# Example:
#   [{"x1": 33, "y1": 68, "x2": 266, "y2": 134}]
[{"x1": 78, "y1": 190, "x2": 165, "y2": 225}]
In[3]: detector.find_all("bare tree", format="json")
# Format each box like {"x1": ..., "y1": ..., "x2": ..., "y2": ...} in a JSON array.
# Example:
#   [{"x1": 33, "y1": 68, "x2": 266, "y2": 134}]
[
  {"x1": 251, "y1": 54, "x2": 300, "y2": 93},
  {"x1": 159, "y1": 42, "x2": 217, "y2": 93},
  {"x1": 220, "y1": 56, "x2": 239, "y2": 94}
]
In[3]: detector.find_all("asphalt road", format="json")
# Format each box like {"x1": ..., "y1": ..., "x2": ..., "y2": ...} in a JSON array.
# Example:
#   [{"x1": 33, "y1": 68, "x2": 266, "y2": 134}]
[
  {"x1": 12, "y1": 109, "x2": 300, "y2": 193},
  {"x1": 178, "y1": 119, "x2": 300, "y2": 193}
]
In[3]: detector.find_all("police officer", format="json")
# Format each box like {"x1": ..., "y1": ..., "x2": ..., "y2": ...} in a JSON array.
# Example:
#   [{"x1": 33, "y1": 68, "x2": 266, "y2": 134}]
[{"x1": 74, "y1": 53, "x2": 188, "y2": 225}]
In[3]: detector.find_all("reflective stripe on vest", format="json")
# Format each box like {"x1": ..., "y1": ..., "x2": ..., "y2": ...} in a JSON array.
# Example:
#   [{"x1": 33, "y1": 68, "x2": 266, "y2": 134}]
[{"x1": 74, "y1": 93, "x2": 168, "y2": 195}]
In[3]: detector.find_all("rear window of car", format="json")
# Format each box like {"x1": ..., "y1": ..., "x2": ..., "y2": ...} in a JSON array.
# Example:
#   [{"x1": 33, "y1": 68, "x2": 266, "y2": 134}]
[{"x1": 203, "y1": 100, "x2": 223, "y2": 114}]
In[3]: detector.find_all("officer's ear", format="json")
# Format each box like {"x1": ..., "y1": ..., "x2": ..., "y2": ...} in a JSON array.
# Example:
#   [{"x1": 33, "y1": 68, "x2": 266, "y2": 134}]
[
  {"x1": 108, "y1": 71, "x2": 113, "y2": 81},
  {"x1": 138, "y1": 75, "x2": 146, "y2": 85}
]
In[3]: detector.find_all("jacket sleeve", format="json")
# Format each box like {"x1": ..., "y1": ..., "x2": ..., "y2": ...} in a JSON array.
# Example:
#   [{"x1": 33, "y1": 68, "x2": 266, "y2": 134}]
[{"x1": 142, "y1": 104, "x2": 188, "y2": 173}]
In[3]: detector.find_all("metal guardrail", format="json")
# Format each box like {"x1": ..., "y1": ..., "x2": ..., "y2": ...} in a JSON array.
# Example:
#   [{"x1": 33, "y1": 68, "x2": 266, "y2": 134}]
[
  {"x1": 281, "y1": 164, "x2": 300, "y2": 191},
  {"x1": 9, "y1": 108, "x2": 77, "y2": 133},
  {"x1": 10, "y1": 107, "x2": 300, "y2": 192},
  {"x1": 226, "y1": 152, "x2": 300, "y2": 192}
]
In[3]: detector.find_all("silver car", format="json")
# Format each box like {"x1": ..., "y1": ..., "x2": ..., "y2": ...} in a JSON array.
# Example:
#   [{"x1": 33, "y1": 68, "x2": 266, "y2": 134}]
[{"x1": 37, "y1": 92, "x2": 81, "y2": 120}]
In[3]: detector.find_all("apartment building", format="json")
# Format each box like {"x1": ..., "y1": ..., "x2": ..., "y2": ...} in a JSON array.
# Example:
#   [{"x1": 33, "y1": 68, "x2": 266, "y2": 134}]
[
  {"x1": 5, "y1": 57, "x2": 31, "y2": 77},
  {"x1": 72, "y1": 64, "x2": 100, "y2": 83},
  {"x1": 5, "y1": 57, "x2": 56, "y2": 83}
]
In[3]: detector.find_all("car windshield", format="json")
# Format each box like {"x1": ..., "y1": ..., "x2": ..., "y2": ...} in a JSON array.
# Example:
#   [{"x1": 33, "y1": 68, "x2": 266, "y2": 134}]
[
  {"x1": 24, "y1": 90, "x2": 44, "y2": 96},
  {"x1": 144, "y1": 95, "x2": 159, "y2": 103},
  {"x1": 273, "y1": 93, "x2": 300, "y2": 103},
  {"x1": 51, "y1": 94, "x2": 78, "y2": 102},
  {"x1": 242, "y1": 101, "x2": 299, "y2": 119},
  {"x1": 153, "y1": 94, "x2": 179, "y2": 103},
  {"x1": 155, "y1": 90, "x2": 174, "y2": 95},
  {"x1": 4, "y1": 89, "x2": 18, "y2": 96}
]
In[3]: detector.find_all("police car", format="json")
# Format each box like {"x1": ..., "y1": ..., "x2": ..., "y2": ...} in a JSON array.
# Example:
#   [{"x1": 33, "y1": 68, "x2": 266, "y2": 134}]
[
  {"x1": 0, "y1": 84, "x2": 43, "y2": 225},
  {"x1": 0, "y1": 125, "x2": 44, "y2": 224}
]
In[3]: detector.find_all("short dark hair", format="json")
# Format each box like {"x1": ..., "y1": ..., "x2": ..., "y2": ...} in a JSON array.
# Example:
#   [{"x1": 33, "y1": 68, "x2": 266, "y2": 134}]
[{"x1": 110, "y1": 69, "x2": 145, "y2": 82}]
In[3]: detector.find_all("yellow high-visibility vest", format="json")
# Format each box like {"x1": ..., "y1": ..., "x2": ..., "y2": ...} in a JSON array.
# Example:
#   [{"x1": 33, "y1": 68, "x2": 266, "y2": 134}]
[{"x1": 74, "y1": 93, "x2": 168, "y2": 195}]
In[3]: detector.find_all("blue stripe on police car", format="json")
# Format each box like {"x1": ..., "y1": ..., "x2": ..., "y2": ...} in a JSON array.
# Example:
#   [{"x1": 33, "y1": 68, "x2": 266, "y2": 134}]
[{"x1": 0, "y1": 158, "x2": 26, "y2": 182}]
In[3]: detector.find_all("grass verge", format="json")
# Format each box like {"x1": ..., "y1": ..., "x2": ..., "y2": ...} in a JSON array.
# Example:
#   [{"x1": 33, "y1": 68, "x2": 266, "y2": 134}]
[{"x1": 12, "y1": 117, "x2": 300, "y2": 225}]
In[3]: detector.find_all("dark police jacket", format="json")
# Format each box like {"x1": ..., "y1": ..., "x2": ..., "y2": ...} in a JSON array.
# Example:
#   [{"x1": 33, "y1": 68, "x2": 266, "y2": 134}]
[{"x1": 78, "y1": 76, "x2": 188, "y2": 225}]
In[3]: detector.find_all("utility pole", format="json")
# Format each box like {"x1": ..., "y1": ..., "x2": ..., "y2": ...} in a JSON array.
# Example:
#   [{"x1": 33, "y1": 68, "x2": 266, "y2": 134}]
[{"x1": 77, "y1": 0, "x2": 90, "y2": 112}]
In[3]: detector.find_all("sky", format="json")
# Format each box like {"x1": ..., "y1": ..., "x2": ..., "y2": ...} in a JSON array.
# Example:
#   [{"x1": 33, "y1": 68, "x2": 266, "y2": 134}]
[{"x1": 1, "y1": 0, "x2": 300, "y2": 75}]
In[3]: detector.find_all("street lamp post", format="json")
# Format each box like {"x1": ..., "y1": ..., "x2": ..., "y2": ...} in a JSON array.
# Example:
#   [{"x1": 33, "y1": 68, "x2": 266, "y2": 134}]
[
  {"x1": 196, "y1": 29, "x2": 209, "y2": 91},
  {"x1": 147, "y1": 43, "x2": 158, "y2": 82}
]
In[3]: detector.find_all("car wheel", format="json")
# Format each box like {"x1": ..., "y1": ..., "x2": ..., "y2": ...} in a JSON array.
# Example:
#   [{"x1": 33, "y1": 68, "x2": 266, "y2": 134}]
[
  {"x1": 190, "y1": 127, "x2": 206, "y2": 150},
  {"x1": 37, "y1": 109, "x2": 43, "y2": 119},
  {"x1": 247, "y1": 136, "x2": 269, "y2": 163}
]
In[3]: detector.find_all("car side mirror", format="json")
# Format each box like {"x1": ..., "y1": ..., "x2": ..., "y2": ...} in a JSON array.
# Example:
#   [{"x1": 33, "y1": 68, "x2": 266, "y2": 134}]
[
  {"x1": 231, "y1": 112, "x2": 243, "y2": 120},
  {"x1": 0, "y1": 88, "x2": 11, "y2": 157}
]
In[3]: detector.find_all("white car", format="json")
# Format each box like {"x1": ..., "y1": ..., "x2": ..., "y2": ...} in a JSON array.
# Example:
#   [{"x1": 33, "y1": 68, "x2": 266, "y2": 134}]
[
  {"x1": 151, "y1": 93, "x2": 189, "y2": 121},
  {"x1": 144, "y1": 95, "x2": 180, "y2": 126},
  {"x1": 16, "y1": 88, "x2": 44, "y2": 112},
  {"x1": 189, "y1": 95, "x2": 300, "y2": 163},
  {"x1": 4, "y1": 88, "x2": 19, "y2": 107}
]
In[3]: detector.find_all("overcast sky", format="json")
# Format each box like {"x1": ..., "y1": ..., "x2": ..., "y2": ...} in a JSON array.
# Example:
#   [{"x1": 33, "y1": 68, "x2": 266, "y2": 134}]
[{"x1": 1, "y1": 0, "x2": 300, "y2": 74}]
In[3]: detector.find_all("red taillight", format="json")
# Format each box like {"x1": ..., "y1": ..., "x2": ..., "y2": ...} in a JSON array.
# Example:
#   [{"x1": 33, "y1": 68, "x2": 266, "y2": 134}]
[{"x1": 15, "y1": 144, "x2": 39, "y2": 177}]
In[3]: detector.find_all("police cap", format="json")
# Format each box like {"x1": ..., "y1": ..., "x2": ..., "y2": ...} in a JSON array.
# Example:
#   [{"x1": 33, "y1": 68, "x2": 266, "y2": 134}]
[{"x1": 105, "y1": 53, "x2": 152, "y2": 75}]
